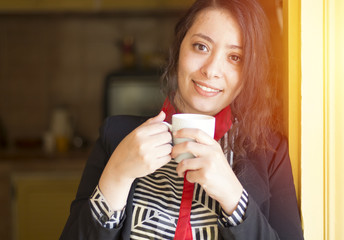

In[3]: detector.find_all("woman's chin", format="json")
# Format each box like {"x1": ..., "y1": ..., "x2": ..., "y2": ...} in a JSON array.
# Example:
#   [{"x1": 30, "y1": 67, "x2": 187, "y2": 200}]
[{"x1": 188, "y1": 104, "x2": 222, "y2": 116}]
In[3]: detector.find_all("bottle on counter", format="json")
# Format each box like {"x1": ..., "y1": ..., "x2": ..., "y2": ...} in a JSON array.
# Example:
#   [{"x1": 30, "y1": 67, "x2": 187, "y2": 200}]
[{"x1": 49, "y1": 106, "x2": 73, "y2": 153}]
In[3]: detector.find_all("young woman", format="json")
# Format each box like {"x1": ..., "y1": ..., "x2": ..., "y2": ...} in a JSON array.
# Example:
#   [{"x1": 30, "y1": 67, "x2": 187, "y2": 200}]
[{"x1": 61, "y1": 0, "x2": 304, "y2": 239}]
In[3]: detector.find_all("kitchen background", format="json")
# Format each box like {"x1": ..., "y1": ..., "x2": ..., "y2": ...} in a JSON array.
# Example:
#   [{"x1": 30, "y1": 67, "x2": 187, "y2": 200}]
[
  {"x1": 0, "y1": 12, "x2": 178, "y2": 148},
  {"x1": 0, "y1": 1, "x2": 283, "y2": 239}
]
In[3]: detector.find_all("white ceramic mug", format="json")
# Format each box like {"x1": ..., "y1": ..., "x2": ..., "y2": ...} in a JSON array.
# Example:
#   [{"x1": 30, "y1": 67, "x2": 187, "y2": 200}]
[{"x1": 163, "y1": 113, "x2": 215, "y2": 163}]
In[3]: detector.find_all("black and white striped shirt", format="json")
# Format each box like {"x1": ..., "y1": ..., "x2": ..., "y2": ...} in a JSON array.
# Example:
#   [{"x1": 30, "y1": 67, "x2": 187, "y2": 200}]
[
  {"x1": 131, "y1": 160, "x2": 221, "y2": 239},
  {"x1": 90, "y1": 164, "x2": 248, "y2": 239},
  {"x1": 90, "y1": 134, "x2": 248, "y2": 239}
]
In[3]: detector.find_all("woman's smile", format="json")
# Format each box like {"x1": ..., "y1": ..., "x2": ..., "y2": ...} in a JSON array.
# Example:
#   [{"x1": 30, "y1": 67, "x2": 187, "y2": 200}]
[{"x1": 193, "y1": 80, "x2": 222, "y2": 97}]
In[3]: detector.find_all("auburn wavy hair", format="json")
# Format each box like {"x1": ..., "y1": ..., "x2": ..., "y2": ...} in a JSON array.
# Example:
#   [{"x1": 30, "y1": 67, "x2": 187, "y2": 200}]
[{"x1": 161, "y1": 0, "x2": 281, "y2": 157}]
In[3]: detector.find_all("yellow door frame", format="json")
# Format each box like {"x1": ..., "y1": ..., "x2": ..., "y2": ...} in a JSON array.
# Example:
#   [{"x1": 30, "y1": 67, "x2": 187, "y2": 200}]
[
  {"x1": 285, "y1": 0, "x2": 344, "y2": 239},
  {"x1": 283, "y1": 0, "x2": 301, "y2": 204},
  {"x1": 324, "y1": 0, "x2": 344, "y2": 239}
]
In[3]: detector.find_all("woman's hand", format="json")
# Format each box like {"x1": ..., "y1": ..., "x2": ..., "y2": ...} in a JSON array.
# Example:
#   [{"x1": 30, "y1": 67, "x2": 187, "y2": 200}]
[
  {"x1": 172, "y1": 128, "x2": 243, "y2": 215},
  {"x1": 99, "y1": 111, "x2": 172, "y2": 210}
]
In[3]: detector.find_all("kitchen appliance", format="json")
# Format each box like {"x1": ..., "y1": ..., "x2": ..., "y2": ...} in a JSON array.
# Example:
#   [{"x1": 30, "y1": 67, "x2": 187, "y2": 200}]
[{"x1": 103, "y1": 70, "x2": 165, "y2": 118}]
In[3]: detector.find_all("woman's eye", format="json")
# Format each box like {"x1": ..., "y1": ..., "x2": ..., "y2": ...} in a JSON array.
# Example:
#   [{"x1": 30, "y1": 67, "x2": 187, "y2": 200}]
[
  {"x1": 229, "y1": 55, "x2": 241, "y2": 63},
  {"x1": 193, "y1": 43, "x2": 208, "y2": 52}
]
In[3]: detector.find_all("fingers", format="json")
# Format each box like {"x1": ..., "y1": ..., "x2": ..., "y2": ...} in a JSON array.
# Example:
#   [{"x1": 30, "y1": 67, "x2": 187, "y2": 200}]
[
  {"x1": 139, "y1": 111, "x2": 170, "y2": 136},
  {"x1": 144, "y1": 111, "x2": 166, "y2": 125},
  {"x1": 133, "y1": 111, "x2": 172, "y2": 162},
  {"x1": 176, "y1": 158, "x2": 213, "y2": 187},
  {"x1": 185, "y1": 168, "x2": 203, "y2": 185},
  {"x1": 157, "y1": 153, "x2": 172, "y2": 166},
  {"x1": 173, "y1": 128, "x2": 215, "y2": 145},
  {"x1": 171, "y1": 128, "x2": 220, "y2": 164},
  {"x1": 158, "y1": 143, "x2": 173, "y2": 157},
  {"x1": 131, "y1": 110, "x2": 172, "y2": 156},
  {"x1": 153, "y1": 131, "x2": 172, "y2": 147},
  {"x1": 171, "y1": 140, "x2": 220, "y2": 161},
  {"x1": 171, "y1": 141, "x2": 197, "y2": 160},
  {"x1": 151, "y1": 140, "x2": 173, "y2": 160},
  {"x1": 136, "y1": 125, "x2": 171, "y2": 151},
  {"x1": 176, "y1": 157, "x2": 203, "y2": 177}
]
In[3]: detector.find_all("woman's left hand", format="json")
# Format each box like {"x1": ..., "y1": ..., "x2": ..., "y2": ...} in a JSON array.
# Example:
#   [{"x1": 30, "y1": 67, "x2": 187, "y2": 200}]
[{"x1": 172, "y1": 128, "x2": 243, "y2": 215}]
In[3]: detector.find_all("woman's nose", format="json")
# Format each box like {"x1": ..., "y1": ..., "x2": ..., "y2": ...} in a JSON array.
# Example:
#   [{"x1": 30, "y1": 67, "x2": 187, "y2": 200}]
[{"x1": 200, "y1": 54, "x2": 224, "y2": 79}]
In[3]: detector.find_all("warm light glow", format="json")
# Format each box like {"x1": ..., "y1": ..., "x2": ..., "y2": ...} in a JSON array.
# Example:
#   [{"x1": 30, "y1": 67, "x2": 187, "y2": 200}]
[
  {"x1": 293, "y1": 0, "x2": 344, "y2": 239},
  {"x1": 284, "y1": 0, "x2": 301, "y2": 204},
  {"x1": 326, "y1": 0, "x2": 344, "y2": 239}
]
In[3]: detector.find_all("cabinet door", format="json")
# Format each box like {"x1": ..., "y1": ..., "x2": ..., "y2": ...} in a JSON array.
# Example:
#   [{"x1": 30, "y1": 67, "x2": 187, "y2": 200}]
[
  {"x1": 36, "y1": 0, "x2": 94, "y2": 11},
  {"x1": 0, "y1": 0, "x2": 94, "y2": 11},
  {"x1": 161, "y1": 0, "x2": 194, "y2": 9},
  {"x1": 11, "y1": 172, "x2": 82, "y2": 240},
  {"x1": 100, "y1": 0, "x2": 160, "y2": 10},
  {"x1": 0, "y1": 0, "x2": 37, "y2": 11},
  {"x1": 0, "y1": 0, "x2": 194, "y2": 12},
  {"x1": 100, "y1": 0, "x2": 193, "y2": 11}
]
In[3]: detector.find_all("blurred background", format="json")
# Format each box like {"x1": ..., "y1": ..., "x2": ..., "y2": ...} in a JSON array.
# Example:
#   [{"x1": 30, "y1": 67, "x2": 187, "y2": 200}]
[{"x1": 0, "y1": 1, "x2": 283, "y2": 239}]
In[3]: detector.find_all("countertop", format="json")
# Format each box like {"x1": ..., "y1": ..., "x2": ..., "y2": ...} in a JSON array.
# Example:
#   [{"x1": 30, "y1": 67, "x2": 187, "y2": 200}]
[
  {"x1": 0, "y1": 148, "x2": 90, "y2": 240},
  {"x1": 0, "y1": 147, "x2": 91, "y2": 161}
]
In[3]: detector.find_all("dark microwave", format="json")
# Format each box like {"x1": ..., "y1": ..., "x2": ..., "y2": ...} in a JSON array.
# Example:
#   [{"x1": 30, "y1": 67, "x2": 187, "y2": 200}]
[{"x1": 103, "y1": 70, "x2": 165, "y2": 118}]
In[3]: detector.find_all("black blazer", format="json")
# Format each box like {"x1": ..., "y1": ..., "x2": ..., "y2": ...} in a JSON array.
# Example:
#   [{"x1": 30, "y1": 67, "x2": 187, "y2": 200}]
[{"x1": 61, "y1": 115, "x2": 304, "y2": 240}]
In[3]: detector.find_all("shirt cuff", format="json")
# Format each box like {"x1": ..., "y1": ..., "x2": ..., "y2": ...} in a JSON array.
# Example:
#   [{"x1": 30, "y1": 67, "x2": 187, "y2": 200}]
[
  {"x1": 89, "y1": 185, "x2": 125, "y2": 229},
  {"x1": 218, "y1": 189, "x2": 249, "y2": 227}
]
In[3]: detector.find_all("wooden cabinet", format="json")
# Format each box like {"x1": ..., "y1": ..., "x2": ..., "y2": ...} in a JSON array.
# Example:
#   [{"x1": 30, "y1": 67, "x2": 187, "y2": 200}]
[
  {"x1": 0, "y1": 0, "x2": 194, "y2": 12},
  {"x1": 36, "y1": 0, "x2": 94, "y2": 11},
  {"x1": 161, "y1": 0, "x2": 194, "y2": 9},
  {"x1": 0, "y1": 155, "x2": 87, "y2": 240},
  {"x1": 0, "y1": 0, "x2": 34, "y2": 11},
  {"x1": 12, "y1": 171, "x2": 82, "y2": 240},
  {"x1": 101, "y1": 0, "x2": 161, "y2": 10},
  {"x1": 101, "y1": 0, "x2": 194, "y2": 11},
  {"x1": 0, "y1": 0, "x2": 94, "y2": 11}
]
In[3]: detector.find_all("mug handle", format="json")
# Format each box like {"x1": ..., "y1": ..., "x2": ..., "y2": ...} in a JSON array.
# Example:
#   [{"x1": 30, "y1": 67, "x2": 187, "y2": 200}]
[{"x1": 162, "y1": 121, "x2": 172, "y2": 131}]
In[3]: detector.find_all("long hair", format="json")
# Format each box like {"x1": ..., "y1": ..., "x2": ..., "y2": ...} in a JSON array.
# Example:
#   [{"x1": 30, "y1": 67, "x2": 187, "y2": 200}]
[{"x1": 161, "y1": 0, "x2": 280, "y2": 157}]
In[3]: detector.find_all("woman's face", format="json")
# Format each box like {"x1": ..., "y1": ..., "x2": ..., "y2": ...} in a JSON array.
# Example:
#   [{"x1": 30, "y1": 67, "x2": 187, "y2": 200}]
[{"x1": 175, "y1": 8, "x2": 243, "y2": 116}]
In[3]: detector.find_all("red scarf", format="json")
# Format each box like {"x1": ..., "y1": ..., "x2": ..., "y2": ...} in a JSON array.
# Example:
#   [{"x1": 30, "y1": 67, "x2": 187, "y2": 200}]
[{"x1": 161, "y1": 98, "x2": 232, "y2": 239}]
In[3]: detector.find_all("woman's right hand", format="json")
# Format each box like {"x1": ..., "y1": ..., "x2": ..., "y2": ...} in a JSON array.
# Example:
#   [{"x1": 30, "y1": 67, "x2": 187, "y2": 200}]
[{"x1": 99, "y1": 111, "x2": 172, "y2": 210}]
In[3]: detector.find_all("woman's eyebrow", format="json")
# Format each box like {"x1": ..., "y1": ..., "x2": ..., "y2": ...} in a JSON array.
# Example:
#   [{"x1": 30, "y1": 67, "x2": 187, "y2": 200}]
[
  {"x1": 192, "y1": 33, "x2": 214, "y2": 43},
  {"x1": 192, "y1": 33, "x2": 242, "y2": 50}
]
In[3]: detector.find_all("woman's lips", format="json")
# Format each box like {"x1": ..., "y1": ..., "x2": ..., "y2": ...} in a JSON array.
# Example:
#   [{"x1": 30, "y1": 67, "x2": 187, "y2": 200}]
[{"x1": 193, "y1": 80, "x2": 222, "y2": 97}]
